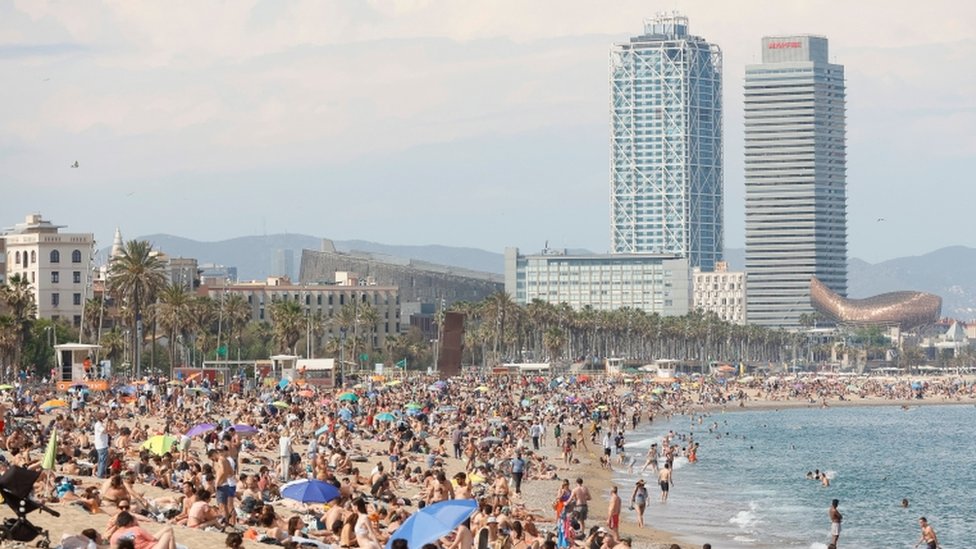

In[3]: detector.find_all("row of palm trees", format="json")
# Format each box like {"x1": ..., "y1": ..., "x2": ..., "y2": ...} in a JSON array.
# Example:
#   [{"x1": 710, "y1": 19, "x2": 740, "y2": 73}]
[
  {"x1": 5, "y1": 239, "x2": 941, "y2": 378},
  {"x1": 94, "y1": 240, "x2": 394, "y2": 376},
  {"x1": 452, "y1": 293, "x2": 801, "y2": 368}
]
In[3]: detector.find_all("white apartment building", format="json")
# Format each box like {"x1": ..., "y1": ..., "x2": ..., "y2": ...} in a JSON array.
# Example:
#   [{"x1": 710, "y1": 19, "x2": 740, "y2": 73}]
[
  {"x1": 693, "y1": 261, "x2": 746, "y2": 324},
  {"x1": 2, "y1": 214, "x2": 94, "y2": 326}
]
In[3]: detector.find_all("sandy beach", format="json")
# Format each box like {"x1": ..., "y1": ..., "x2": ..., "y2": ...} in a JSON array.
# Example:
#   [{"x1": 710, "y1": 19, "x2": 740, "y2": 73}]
[{"x1": 0, "y1": 372, "x2": 970, "y2": 549}]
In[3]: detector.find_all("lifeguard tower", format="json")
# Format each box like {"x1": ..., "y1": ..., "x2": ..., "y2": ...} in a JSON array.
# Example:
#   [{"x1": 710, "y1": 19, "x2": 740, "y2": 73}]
[
  {"x1": 267, "y1": 355, "x2": 298, "y2": 387},
  {"x1": 53, "y1": 343, "x2": 108, "y2": 391}
]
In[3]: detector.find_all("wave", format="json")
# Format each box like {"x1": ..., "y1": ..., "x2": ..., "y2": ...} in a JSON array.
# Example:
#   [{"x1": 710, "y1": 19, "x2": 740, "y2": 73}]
[{"x1": 728, "y1": 501, "x2": 762, "y2": 531}]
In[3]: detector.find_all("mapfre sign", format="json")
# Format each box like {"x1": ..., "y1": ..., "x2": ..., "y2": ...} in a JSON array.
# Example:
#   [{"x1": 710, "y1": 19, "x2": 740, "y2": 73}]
[{"x1": 768, "y1": 41, "x2": 802, "y2": 49}]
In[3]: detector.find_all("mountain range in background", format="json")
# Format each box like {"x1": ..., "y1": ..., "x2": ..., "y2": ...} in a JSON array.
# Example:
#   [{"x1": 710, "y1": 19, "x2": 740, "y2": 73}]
[{"x1": 106, "y1": 234, "x2": 976, "y2": 320}]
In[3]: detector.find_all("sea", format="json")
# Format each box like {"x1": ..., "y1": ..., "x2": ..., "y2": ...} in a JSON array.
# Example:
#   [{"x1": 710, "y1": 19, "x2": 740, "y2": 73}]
[{"x1": 610, "y1": 404, "x2": 976, "y2": 549}]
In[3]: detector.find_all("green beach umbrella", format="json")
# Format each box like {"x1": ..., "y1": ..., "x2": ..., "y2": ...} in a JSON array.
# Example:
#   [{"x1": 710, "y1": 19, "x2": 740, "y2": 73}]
[
  {"x1": 651, "y1": 387, "x2": 666, "y2": 395},
  {"x1": 272, "y1": 401, "x2": 290, "y2": 409},
  {"x1": 405, "y1": 403, "x2": 422, "y2": 410},
  {"x1": 375, "y1": 412, "x2": 397, "y2": 422},
  {"x1": 0, "y1": 384, "x2": 13, "y2": 390},
  {"x1": 337, "y1": 393, "x2": 359, "y2": 402}
]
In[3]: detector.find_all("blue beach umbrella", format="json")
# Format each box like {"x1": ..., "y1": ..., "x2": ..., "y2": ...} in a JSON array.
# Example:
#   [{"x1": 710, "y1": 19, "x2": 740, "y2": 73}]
[
  {"x1": 281, "y1": 479, "x2": 341, "y2": 504},
  {"x1": 385, "y1": 499, "x2": 478, "y2": 549},
  {"x1": 314, "y1": 425, "x2": 330, "y2": 437},
  {"x1": 375, "y1": 412, "x2": 397, "y2": 422}
]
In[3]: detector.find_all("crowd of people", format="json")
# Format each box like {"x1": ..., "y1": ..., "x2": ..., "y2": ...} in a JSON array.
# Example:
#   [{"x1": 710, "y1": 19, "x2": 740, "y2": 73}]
[{"x1": 0, "y1": 368, "x2": 964, "y2": 549}]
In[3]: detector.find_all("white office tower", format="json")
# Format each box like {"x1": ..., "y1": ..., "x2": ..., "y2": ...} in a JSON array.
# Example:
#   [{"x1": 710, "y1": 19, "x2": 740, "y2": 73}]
[{"x1": 745, "y1": 36, "x2": 847, "y2": 327}]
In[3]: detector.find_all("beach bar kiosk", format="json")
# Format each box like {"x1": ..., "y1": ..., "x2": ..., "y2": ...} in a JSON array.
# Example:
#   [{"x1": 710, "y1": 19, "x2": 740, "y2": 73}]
[{"x1": 54, "y1": 343, "x2": 108, "y2": 391}]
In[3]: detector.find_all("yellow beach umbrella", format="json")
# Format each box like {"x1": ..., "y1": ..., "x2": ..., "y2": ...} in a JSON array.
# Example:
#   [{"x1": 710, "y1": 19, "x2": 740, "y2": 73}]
[
  {"x1": 42, "y1": 429, "x2": 58, "y2": 470},
  {"x1": 142, "y1": 434, "x2": 179, "y2": 456},
  {"x1": 40, "y1": 399, "x2": 68, "y2": 409}
]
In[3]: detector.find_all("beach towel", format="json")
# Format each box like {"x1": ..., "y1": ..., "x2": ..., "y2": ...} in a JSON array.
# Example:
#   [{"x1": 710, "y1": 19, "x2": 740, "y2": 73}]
[{"x1": 555, "y1": 511, "x2": 572, "y2": 548}]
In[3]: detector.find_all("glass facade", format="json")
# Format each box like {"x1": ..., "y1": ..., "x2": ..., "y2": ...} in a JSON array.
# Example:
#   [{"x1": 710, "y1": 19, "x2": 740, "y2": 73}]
[
  {"x1": 744, "y1": 36, "x2": 847, "y2": 328},
  {"x1": 610, "y1": 14, "x2": 723, "y2": 270},
  {"x1": 504, "y1": 248, "x2": 690, "y2": 315}
]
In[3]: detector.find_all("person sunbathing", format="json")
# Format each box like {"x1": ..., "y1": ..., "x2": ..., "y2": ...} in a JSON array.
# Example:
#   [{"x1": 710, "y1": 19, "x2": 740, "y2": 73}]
[
  {"x1": 109, "y1": 511, "x2": 178, "y2": 549},
  {"x1": 186, "y1": 489, "x2": 221, "y2": 529}
]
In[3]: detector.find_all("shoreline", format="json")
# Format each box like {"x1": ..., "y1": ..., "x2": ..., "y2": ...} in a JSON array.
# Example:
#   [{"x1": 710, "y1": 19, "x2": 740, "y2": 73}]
[{"x1": 596, "y1": 396, "x2": 976, "y2": 548}]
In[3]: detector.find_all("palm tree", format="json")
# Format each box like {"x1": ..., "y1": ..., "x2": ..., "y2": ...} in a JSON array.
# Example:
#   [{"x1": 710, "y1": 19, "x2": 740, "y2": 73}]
[
  {"x1": 0, "y1": 316, "x2": 19, "y2": 378},
  {"x1": 223, "y1": 294, "x2": 252, "y2": 359},
  {"x1": 543, "y1": 327, "x2": 565, "y2": 363},
  {"x1": 270, "y1": 300, "x2": 304, "y2": 354},
  {"x1": 108, "y1": 240, "x2": 167, "y2": 377},
  {"x1": 155, "y1": 283, "x2": 195, "y2": 370},
  {"x1": 0, "y1": 274, "x2": 37, "y2": 380},
  {"x1": 99, "y1": 329, "x2": 126, "y2": 367}
]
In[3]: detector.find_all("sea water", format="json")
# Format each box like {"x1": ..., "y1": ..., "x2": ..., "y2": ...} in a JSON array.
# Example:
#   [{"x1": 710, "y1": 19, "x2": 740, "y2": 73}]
[{"x1": 610, "y1": 404, "x2": 976, "y2": 549}]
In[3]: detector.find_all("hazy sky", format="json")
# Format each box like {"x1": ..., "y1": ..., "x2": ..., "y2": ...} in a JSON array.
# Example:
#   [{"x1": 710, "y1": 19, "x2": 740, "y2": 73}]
[{"x1": 1, "y1": 0, "x2": 973, "y2": 263}]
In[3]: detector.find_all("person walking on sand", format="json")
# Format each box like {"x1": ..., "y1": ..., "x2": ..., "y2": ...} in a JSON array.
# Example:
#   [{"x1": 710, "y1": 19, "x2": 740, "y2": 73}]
[
  {"x1": 658, "y1": 462, "x2": 673, "y2": 502},
  {"x1": 568, "y1": 478, "x2": 592, "y2": 530},
  {"x1": 607, "y1": 486, "x2": 621, "y2": 535},
  {"x1": 914, "y1": 517, "x2": 940, "y2": 549},
  {"x1": 278, "y1": 429, "x2": 292, "y2": 482},
  {"x1": 630, "y1": 480, "x2": 648, "y2": 528},
  {"x1": 828, "y1": 499, "x2": 842, "y2": 547}
]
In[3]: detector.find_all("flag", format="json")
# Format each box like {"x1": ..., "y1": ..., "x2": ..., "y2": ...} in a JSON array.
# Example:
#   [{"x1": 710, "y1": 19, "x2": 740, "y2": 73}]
[
  {"x1": 216, "y1": 345, "x2": 229, "y2": 358},
  {"x1": 42, "y1": 428, "x2": 57, "y2": 471},
  {"x1": 395, "y1": 358, "x2": 407, "y2": 369}
]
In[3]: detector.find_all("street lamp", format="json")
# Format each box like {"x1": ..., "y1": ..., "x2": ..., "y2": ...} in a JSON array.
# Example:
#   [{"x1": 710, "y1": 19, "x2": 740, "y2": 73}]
[{"x1": 339, "y1": 328, "x2": 347, "y2": 389}]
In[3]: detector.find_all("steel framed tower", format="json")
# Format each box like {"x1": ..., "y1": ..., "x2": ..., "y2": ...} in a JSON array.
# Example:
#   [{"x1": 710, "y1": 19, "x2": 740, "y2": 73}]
[
  {"x1": 610, "y1": 14, "x2": 723, "y2": 271},
  {"x1": 744, "y1": 36, "x2": 847, "y2": 328}
]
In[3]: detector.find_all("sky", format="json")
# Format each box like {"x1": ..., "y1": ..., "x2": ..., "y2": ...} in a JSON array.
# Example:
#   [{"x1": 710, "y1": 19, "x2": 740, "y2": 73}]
[{"x1": 1, "y1": 0, "x2": 973, "y2": 264}]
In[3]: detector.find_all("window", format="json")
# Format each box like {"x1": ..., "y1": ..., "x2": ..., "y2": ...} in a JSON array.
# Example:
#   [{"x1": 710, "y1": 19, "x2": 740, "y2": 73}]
[
  {"x1": 51, "y1": 293, "x2": 60, "y2": 306},
  {"x1": 73, "y1": 315, "x2": 81, "y2": 327},
  {"x1": 51, "y1": 272, "x2": 59, "y2": 284},
  {"x1": 73, "y1": 271, "x2": 81, "y2": 284},
  {"x1": 72, "y1": 250, "x2": 82, "y2": 263},
  {"x1": 73, "y1": 293, "x2": 81, "y2": 306},
  {"x1": 14, "y1": 251, "x2": 20, "y2": 264},
  {"x1": 30, "y1": 251, "x2": 36, "y2": 264},
  {"x1": 50, "y1": 250, "x2": 60, "y2": 263}
]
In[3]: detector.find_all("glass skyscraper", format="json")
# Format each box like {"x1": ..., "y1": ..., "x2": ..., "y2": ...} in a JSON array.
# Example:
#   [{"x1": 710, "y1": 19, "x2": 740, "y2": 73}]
[
  {"x1": 744, "y1": 36, "x2": 847, "y2": 328},
  {"x1": 610, "y1": 14, "x2": 723, "y2": 271}
]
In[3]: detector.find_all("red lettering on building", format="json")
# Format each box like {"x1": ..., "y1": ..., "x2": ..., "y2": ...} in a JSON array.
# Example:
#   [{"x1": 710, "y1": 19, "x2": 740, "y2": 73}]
[{"x1": 768, "y1": 41, "x2": 802, "y2": 49}]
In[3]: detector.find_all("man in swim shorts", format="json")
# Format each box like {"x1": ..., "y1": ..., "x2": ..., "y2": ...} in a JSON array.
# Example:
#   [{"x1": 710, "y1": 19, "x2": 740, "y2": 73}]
[
  {"x1": 658, "y1": 462, "x2": 673, "y2": 502},
  {"x1": 828, "y1": 499, "x2": 842, "y2": 547}
]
